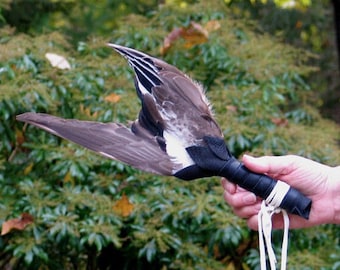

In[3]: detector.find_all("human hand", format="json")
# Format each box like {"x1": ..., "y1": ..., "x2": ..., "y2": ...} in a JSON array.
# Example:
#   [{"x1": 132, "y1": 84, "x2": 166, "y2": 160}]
[{"x1": 222, "y1": 155, "x2": 340, "y2": 229}]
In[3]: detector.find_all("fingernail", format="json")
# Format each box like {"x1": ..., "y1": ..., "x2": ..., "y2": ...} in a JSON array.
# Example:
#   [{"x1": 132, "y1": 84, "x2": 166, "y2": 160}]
[
  {"x1": 221, "y1": 178, "x2": 226, "y2": 187},
  {"x1": 225, "y1": 181, "x2": 236, "y2": 193},
  {"x1": 243, "y1": 193, "x2": 256, "y2": 204},
  {"x1": 243, "y1": 154, "x2": 254, "y2": 160}
]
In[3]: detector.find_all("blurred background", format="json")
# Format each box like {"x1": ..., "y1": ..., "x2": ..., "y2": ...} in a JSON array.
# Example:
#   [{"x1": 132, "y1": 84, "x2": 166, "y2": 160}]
[{"x1": 0, "y1": 0, "x2": 339, "y2": 269}]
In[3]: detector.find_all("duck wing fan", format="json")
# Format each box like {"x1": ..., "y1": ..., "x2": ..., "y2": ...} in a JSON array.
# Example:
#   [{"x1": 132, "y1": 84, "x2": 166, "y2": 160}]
[{"x1": 16, "y1": 113, "x2": 174, "y2": 175}]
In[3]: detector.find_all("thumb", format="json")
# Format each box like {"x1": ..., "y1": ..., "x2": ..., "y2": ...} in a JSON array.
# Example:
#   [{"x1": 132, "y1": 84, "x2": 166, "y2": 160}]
[{"x1": 242, "y1": 154, "x2": 296, "y2": 176}]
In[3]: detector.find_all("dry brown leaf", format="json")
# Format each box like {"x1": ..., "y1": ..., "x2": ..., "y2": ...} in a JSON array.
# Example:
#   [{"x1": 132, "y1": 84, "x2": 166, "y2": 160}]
[
  {"x1": 271, "y1": 117, "x2": 289, "y2": 127},
  {"x1": 79, "y1": 104, "x2": 99, "y2": 119},
  {"x1": 1, "y1": 213, "x2": 34, "y2": 235},
  {"x1": 212, "y1": 244, "x2": 221, "y2": 258},
  {"x1": 63, "y1": 171, "x2": 74, "y2": 185},
  {"x1": 226, "y1": 105, "x2": 237, "y2": 113},
  {"x1": 161, "y1": 20, "x2": 221, "y2": 54},
  {"x1": 226, "y1": 262, "x2": 236, "y2": 270},
  {"x1": 15, "y1": 128, "x2": 25, "y2": 145},
  {"x1": 204, "y1": 20, "x2": 221, "y2": 32},
  {"x1": 161, "y1": 21, "x2": 209, "y2": 54},
  {"x1": 181, "y1": 22, "x2": 209, "y2": 48},
  {"x1": 24, "y1": 163, "x2": 34, "y2": 175},
  {"x1": 161, "y1": 27, "x2": 183, "y2": 54},
  {"x1": 104, "y1": 93, "x2": 121, "y2": 103},
  {"x1": 295, "y1": 20, "x2": 303, "y2": 29},
  {"x1": 112, "y1": 194, "x2": 134, "y2": 217}
]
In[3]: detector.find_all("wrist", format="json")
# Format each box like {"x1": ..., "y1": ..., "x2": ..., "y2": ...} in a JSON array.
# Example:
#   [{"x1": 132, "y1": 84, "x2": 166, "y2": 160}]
[{"x1": 329, "y1": 166, "x2": 340, "y2": 224}]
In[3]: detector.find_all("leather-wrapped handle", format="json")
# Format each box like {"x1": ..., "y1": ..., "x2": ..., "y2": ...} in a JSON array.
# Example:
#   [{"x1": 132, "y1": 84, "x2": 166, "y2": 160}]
[
  {"x1": 219, "y1": 157, "x2": 312, "y2": 219},
  {"x1": 174, "y1": 136, "x2": 312, "y2": 220}
]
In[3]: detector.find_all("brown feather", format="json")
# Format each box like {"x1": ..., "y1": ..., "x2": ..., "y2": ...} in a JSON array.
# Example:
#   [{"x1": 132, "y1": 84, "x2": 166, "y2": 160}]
[{"x1": 16, "y1": 113, "x2": 175, "y2": 175}]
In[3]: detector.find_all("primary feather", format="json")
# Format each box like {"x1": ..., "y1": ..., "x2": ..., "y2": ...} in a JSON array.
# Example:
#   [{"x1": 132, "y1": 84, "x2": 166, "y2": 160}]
[{"x1": 16, "y1": 44, "x2": 223, "y2": 176}]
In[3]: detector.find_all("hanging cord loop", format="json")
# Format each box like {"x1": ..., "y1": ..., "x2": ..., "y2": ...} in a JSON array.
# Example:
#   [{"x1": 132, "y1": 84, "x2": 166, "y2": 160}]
[{"x1": 258, "y1": 181, "x2": 290, "y2": 270}]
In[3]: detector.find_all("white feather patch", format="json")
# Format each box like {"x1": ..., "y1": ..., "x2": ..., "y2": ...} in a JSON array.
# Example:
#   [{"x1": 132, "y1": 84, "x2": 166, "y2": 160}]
[{"x1": 163, "y1": 130, "x2": 195, "y2": 173}]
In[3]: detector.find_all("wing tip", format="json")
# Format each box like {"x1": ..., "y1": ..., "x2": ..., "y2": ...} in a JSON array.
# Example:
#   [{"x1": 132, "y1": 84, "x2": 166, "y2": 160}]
[
  {"x1": 107, "y1": 43, "x2": 128, "y2": 55},
  {"x1": 16, "y1": 112, "x2": 37, "y2": 122},
  {"x1": 107, "y1": 42, "x2": 117, "y2": 49}
]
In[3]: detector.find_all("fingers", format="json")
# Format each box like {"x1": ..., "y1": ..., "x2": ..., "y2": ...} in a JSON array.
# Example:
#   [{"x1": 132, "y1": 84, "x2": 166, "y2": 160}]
[
  {"x1": 242, "y1": 154, "x2": 329, "y2": 196},
  {"x1": 222, "y1": 178, "x2": 257, "y2": 206},
  {"x1": 221, "y1": 178, "x2": 260, "y2": 218},
  {"x1": 221, "y1": 177, "x2": 308, "y2": 230},
  {"x1": 246, "y1": 215, "x2": 259, "y2": 230},
  {"x1": 221, "y1": 154, "x2": 326, "y2": 230},
  {"x1": 243, "y1": 212, "x2": 313, "y2": 230},
  {"x1": 242, "y1": 154, "x2": 296, "y2": 176},
  {"x1": 224, "y1": 188, "x2": 258, "y2": 208},
  {"x1": 221, "y1": 178, "x2": 237, "y2": 194},
  {"x1": 246, "y1": 213, "x2": 287, "y2": 230},
  {"x1": 233, "y1": 203, "x2": 261, "y2": 220}
]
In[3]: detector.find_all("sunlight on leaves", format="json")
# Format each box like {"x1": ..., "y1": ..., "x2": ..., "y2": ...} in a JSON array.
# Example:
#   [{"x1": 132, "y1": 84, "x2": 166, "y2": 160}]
[{"x1": 275, "y1": 0, "x2": 311, "y2": 9}]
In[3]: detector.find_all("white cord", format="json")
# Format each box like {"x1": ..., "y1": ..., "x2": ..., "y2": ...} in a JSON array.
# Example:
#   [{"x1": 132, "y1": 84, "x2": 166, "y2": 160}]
[
  {"x1": 266, "y1": 181, "x2": 290, "y2": 208},
  {"x1": 280, "y1": 210, "x2": 289, "y2": 270},
  {"x1": 258, "y1": 181, "x2": 290, "y2": 270}
]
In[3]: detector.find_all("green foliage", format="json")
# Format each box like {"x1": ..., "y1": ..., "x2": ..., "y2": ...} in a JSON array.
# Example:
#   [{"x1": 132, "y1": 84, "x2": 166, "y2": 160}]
[
  {"x1": 0, "y1": 0, "x2": 160, "y2": 41},
  {"x1": 1, "y1": 0, "x2": 339, "y2": 269},
  {"x1": 226, "y1": 0, "x2": 340, "y2": 123}
]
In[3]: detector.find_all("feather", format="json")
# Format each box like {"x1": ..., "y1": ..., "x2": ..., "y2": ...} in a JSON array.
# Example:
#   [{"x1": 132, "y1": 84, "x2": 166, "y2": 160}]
[
  {"x1": 16, "y1": 44, "x2": 223, "y2": 176},
  {"x1": 16, "y1": 113, "x2": 175, "y2": 175}
]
